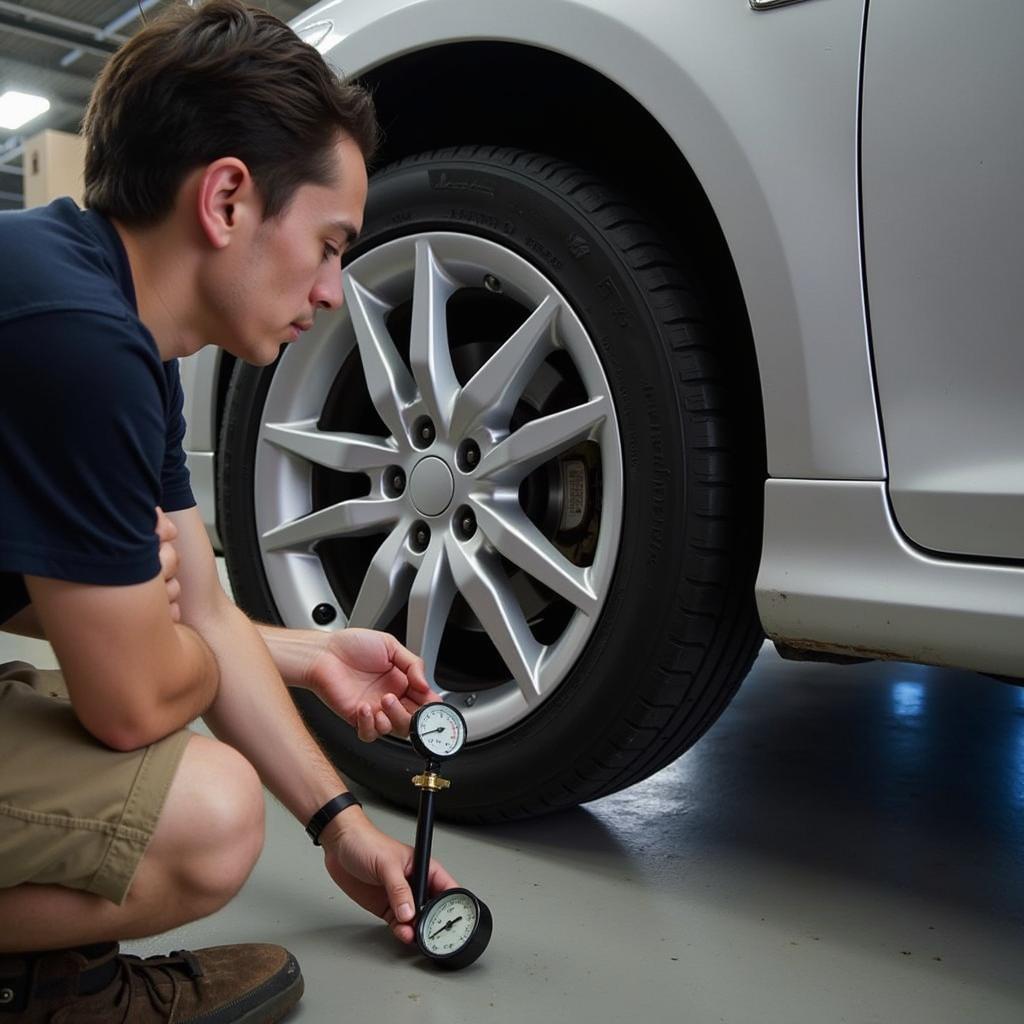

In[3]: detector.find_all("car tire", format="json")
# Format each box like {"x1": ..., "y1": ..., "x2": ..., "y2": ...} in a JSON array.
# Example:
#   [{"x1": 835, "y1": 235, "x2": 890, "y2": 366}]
[{"x1": 218, "y1": 146, "x2": 764, "y2": 822}]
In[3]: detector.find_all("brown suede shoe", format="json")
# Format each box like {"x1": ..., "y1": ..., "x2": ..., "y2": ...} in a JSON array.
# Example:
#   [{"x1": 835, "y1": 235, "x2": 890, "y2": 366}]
[{"x1": 0, "y1": 942, "x2": 303, "y2": 1023}]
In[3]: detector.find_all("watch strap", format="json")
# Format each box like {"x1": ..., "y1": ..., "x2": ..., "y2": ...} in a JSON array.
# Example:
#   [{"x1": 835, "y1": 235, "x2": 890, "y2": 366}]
[{"x1": 306, "y1": 792, "x2": 362, "y2": 845}]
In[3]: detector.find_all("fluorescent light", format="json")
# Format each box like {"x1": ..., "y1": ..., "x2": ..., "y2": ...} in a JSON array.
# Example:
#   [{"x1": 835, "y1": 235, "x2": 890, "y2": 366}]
[{"x1": 0, "y1": 91, "x2": 50, "y2": 131}]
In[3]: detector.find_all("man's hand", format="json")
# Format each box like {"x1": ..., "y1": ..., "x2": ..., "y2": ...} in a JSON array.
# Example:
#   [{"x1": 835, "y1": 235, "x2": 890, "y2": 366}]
[
  {"x1": 294, "y1": 627, "x2": 439, "y2": 741},
  {"x1": 155, "y1": 506, "x2": 181, "y2": 622},
  {"x1": 321, "y1": 808, "x2": 458, "y2": 945}
]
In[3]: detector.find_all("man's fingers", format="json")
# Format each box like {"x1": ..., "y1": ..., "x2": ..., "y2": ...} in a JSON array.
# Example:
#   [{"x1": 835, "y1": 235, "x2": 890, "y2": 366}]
[
  {"x1": 158, "y1": 544, "x2": 179, "y2": 578},
  {"x1": 389, "y1": 642, "x2": 434, "y2": 693},
  {"x1": 383, "y1": 865, "x2": 416, "y2": 927},
  {"x1": 382, "y1": 693, "x2": 413, "y2": 737},
  {"x1": 154, "y1": 507, "x2": 178, "y2": 542},
  {"x1": 356, "y1": 704, "x2": 377, "y2": 743},
  {"x1": 381, "y1": 906, "x2": 414, "y2": 944}
]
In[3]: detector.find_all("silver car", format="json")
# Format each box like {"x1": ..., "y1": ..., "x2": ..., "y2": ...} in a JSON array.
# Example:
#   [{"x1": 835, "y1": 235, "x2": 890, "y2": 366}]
[{"x1": 181, "y1": 0, "x2": 1024, "y2": 820}]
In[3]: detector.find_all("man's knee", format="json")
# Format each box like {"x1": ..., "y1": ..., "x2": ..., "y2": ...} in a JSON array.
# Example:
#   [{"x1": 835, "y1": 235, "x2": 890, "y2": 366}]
[{"x1": 147, "y1": 733, "x2": 265, "y2": 906}]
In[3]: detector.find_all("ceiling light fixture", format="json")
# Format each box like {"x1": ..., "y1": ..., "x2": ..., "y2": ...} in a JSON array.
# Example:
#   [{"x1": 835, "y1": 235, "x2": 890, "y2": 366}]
[{"x1": 0, "y1": 91, "x2": 51, "y2": 131}]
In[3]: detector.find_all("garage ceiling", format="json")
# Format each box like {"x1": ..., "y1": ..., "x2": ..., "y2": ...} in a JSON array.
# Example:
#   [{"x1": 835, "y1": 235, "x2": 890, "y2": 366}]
[{"x1": 0, "y1": 0, "x2": 310, "y2": 211}]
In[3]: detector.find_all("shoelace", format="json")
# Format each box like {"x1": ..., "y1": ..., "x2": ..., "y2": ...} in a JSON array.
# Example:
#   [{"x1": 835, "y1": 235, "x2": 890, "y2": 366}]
[{"x1": 50, "y1": 950, "x2": 204, "y2": 1024}]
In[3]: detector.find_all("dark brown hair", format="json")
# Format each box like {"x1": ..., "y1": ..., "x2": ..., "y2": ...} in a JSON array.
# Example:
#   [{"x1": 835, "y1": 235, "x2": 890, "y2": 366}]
[{"x1": 82, "y1": 0, "x2": 378, "y2": 226}]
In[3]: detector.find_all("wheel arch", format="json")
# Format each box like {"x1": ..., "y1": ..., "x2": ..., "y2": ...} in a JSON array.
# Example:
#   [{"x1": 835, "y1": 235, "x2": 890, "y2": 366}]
[{"x1": 361, "y1": 41, "x2": 764, "y2": 448}]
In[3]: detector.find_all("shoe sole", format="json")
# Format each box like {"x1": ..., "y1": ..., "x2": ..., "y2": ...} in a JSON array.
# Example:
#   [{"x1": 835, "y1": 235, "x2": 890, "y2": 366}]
[
  {"x1": 243, "y1": 973, "x2": 304, "y2": 1024},
  {"x1": 189, "y1": 971, "x2": 304, "y2": 1024}
]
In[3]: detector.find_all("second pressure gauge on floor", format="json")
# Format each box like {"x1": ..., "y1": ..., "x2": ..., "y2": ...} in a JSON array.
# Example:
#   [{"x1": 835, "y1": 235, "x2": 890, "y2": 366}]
[{"x1": 410, "y1": 701, "x2": 467, "y2": 761}]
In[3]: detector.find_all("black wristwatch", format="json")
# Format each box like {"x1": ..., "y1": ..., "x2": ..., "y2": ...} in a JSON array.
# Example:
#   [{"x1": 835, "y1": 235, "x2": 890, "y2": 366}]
[{"x1": 305, "y1": 793, "x2": 362, "y2": 845}]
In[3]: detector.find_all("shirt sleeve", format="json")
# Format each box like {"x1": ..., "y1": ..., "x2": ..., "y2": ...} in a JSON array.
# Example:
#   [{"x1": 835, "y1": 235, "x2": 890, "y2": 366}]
[
  {"x1": 160, "y1": 359, "x2": 196, "y2": 513},
  {"x1": 0, "y1": 310, "x2": 168, "y2": 586}
]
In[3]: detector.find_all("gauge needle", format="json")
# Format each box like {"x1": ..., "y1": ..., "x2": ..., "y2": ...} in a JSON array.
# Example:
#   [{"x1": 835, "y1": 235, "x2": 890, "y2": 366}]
[
  {"x1": 429, "y1": 915, "x2": 464, "y2": 940},
  {"x1": 423, "y1": 727, "x2": 446, "y2": 735}
]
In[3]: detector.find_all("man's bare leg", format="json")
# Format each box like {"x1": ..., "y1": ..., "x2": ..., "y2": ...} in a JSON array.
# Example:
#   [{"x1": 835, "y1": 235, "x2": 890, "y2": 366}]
[{"x1": 0, "y1": 733, "x2": 265, "y2": 952}]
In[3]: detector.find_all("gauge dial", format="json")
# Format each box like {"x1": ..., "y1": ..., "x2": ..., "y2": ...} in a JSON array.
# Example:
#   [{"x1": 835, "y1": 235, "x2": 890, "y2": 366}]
[
  {"x1": 415, "y1": 888, "x2": 492, "y2": 969},
  {"x1": 411, "y1": 703, "x2": 467, "y2": 760}
]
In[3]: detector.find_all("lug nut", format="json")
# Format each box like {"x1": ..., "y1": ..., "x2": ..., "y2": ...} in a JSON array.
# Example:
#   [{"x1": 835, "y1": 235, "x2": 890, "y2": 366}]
[
  {"x1": 386, "y1": 466, "x2": 406, "y2": 496},
  {"x1": 483, "y1": 274, "x2": 502, "y2": 294},
  {"x1": 457, "y1": 507, "x2": 477, "y2": 540},
  {"x1": 413, "y1": 416, "x2": 436, "y2": 448},
  {"x1": 459, "y1": 439, "x2": 480, "y2": 472},
  {"x1": 312, "y1": 603, "x2": 337, "y2": 626},
  {"x1": 411, "y1": 522, "x2": 431, "y2": 553}
]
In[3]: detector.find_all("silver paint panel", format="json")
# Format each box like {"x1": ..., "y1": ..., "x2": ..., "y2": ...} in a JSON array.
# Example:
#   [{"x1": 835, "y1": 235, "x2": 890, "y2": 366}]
[
  {"x1": 180, "y1": 347, "x2": 223, "y2": 537},
  {"x1": 861, "y1": 0, "x2": 1024, "y2": 558},
  {"x1": 184, "y1": 450, "x2": 222, "y2": 549},
  {"x1": 179, "y1": 347, "x2": 220, "y2": 452},
  {"x1": 757, "y1": 479, "x2": 1024, "y2": 677}
]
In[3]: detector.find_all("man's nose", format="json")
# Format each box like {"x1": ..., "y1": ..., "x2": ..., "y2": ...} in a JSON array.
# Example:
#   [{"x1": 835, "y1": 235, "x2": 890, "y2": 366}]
[{"x1": 311, "y1": 266, "x2": 345, "y2": 311}]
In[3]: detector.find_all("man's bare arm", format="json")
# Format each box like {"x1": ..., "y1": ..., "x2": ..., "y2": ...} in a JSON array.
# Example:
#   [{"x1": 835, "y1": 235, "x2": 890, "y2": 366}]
[
  {"x1": 167, "y1": 506, "x2": 348, "y2": 825},
  {"x1": 25, "y1": 573, "x2": 219, "y2": 751}
]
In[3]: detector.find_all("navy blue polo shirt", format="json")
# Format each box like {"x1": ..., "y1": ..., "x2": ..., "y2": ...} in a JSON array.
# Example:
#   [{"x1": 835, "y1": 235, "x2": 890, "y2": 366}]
[{"x1": 0, "y1": 198, "x2": 194, "y2": 625}]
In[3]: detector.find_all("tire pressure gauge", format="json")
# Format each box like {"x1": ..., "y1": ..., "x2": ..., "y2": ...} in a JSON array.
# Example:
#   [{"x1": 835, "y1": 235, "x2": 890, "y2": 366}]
[
  {"x1": 416, "y1": 887, "x2": 493, "y2": 969},
  {"x1": 410, "y1": 702, "x2": 467, "y2": 761},
  {"x1": 408, "y1": 703, "x2": 492, "y2": 970}
]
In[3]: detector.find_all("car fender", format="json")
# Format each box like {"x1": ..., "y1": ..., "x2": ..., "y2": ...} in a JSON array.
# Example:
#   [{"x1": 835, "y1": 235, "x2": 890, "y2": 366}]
[{"x1": 295, "y1": 0, "x2": 884, "y2": 482}]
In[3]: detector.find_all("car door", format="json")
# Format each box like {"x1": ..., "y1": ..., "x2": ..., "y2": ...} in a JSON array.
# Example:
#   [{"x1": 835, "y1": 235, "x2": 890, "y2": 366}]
[{"x1": 861, "y1": 0, "x2": 1024, "y2": 559}]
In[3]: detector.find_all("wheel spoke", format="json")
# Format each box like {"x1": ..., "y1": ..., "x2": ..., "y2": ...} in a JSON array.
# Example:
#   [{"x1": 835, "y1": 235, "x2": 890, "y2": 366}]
[
  {"x1": 446, "y1": 536, "x2": 544, "y2": 704},
  {"x1": 449, "y1": 294, "x2": 560, "y2": 439},
  {"x1": 409, "y1": 239, "x2": 460, "y2": 434},
  {"x1": 261, "y1": 497, "x2": 402, "y2": 553},
  {"x1": 348, "y1": 525, "x2": 415, "y2": 629},
  {"x1": 406, "y1": 540, "x2": 457, "y2": 685},
  {"x1": 263, "y1": 419, "x2": 398, "y2": 474},
  {"x1": 345, "y1": 274, "x2": 417, "y2": 444},
  {"x1": 472, "y1": 497, "x2": 598, "y2": 615},
  {"x1": 476, "y1": 395, "x2": 609, "y2": 484}
]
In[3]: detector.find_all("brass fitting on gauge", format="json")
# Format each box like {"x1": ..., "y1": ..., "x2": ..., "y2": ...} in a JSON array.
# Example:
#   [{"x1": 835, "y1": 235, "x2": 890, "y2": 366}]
[{"x1": 412, "y1": 771, "x2": 451, "y2": 792}]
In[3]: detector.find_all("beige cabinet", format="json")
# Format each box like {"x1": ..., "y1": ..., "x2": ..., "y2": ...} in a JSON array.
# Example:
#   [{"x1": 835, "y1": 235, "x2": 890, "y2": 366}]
[{"x1": 22, "y1": 129, "x2": 85, "y2": 209}]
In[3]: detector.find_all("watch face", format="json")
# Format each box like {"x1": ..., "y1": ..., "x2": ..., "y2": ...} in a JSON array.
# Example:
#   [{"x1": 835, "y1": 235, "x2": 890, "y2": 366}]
[
  {"x1": 412, "y1": 703, "x2": 466, "y2": 759},
  {"x1": 417, "y1": 890, "x2": 479, "y2": 957}
]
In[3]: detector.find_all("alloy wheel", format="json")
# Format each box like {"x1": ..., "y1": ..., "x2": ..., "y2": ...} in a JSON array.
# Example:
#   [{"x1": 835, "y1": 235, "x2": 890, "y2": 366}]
[{"x1": 252, "y1": 231, "x2": 623, "y2": 740}]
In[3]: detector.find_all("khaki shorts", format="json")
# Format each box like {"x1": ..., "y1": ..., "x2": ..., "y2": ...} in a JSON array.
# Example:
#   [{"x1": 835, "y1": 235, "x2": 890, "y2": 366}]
[{"x1": 0, "y1": 661, "x2": 191, "y2": 905}]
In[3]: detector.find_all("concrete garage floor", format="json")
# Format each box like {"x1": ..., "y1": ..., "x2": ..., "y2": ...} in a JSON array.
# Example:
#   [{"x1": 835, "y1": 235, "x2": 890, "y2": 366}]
[{"x1": 5, "y1": 624, "x2": 1024, "y2": 1022}]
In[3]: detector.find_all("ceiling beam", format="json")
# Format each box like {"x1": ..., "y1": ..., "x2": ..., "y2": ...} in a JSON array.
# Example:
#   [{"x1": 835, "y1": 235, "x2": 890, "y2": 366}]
[
  {"x1": 0, "y1": 11, "x2": 119, "y2": 60},
  {"x1": 0, "y1": 3, "x2": 128, "y2": 45}
]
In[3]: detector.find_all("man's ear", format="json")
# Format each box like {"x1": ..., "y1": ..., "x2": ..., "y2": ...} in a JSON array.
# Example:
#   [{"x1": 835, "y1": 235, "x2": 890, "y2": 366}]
[{"x1": 196, "y1": 158, "x2": 257, "y2": 250}]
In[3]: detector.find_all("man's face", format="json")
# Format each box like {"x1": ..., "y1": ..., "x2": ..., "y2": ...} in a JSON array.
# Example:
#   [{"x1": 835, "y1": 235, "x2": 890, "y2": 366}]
[{"x1": 208, "y1": 134, "x2": 368, "y2": 366}]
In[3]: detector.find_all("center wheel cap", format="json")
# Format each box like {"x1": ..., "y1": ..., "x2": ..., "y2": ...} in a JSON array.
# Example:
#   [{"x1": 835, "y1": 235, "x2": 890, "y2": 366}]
[{"x1": 409, "y1": 457, "x2": 455, "y2": 516}]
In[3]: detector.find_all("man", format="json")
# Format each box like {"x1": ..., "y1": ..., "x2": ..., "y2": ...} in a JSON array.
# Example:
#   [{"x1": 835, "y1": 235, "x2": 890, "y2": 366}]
[{"x1": 0, "y1": 2, "x2": 456, "y2": 1020}]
